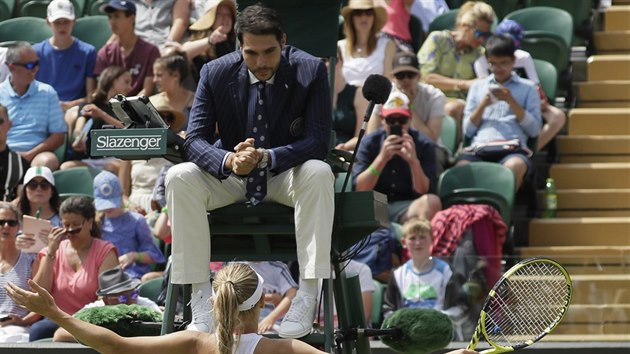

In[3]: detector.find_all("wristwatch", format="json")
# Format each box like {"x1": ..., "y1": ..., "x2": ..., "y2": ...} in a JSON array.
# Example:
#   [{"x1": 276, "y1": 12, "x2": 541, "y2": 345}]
[{"x1": 257, "y1": 149, "x2": 269, "y2": 169}]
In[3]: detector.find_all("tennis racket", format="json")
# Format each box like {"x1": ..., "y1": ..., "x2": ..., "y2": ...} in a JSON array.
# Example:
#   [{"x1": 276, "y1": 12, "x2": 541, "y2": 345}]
[{"x1": 467, "y1": 257, "x2": 572, "y2": 353}]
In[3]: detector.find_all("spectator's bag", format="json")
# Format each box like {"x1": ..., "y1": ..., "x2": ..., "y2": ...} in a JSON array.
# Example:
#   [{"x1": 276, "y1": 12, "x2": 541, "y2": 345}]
[{"x1": 463, "y1": 139, "x2": 532, "y2": 162}]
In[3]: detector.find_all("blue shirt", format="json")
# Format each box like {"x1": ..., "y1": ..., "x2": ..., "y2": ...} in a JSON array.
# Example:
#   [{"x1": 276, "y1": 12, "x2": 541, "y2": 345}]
[
  {"x1": 463, "y1": 72, "x2": 542, "y2": 147},
  {"x1": 0, "y1": 79, "x2": 66, "y2": 152},
  {"x1": 101, "y1": 211, "x2": 165, "y2": 279},
  {"x1": 34, "y1": 38, "x2": 97, "y2": 101},
  {"x1": 352, "y1": 128, "x2": 437, "y2": 202}
]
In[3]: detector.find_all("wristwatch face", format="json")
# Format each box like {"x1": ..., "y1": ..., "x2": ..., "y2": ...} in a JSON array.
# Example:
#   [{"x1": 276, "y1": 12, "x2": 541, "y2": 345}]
[{"x1": 258, "y1": 151, "x2": 268, "y2": 169}]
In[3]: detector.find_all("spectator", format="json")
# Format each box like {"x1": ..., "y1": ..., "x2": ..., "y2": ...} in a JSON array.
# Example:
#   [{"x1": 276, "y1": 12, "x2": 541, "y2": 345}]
[
  {"x1": 60, "y1": 66, "x2": 131, "y2": 172},
  {"x1": 0, "y1": 42, "x2": 66, "y2": 170},
  {"x1": 175, "y1": 0, "x2": 237, "y2": 83},
  {"x1": 93, "y1": 171, "x2": 165, "y2": 280},
  {"x1": 353, "y1": 91, "x2": 441, "y2": 223},
  {"x1": 409, "y1": 0, "x2": 449, "y2": 34},
  {"x1": 378, "y1": 0, "x2": 415, "y2": 52},
  {"x1": 338, "y1": 0, "x2": 396, "y2": 86},
  {"x1": 34, "y1": 0, "x2": 97, "y2": 112},
  {"x1": 329, "y1": 50, "x2": 369, "y2": 151},
  {"x1": 417, "y1": 1, "x2": 495, "y2": 142},
  {"x1": 28, "y1": 196, "x2": 119, "y2": 341},
  {"x1": 473, "y1": 19, "x2": 566, "y2": 152},
  {"x1": 459, "y1": 34, "x2": 542, "y2": 189},
  {"x1": 383, "y1": 218, "x2": 453, "y2": 316},
  {"x1": 0, "y1": 202, "x2": 40, "y2": 343},
  {"x1": 149, "y1": 53, "x2": 194, "y2": 131},
  {"x1": 95, "y1": 0, "x2": 160, "y2": 96},
  {"x1": 367, "y1": 51, "x2": 448, "y2": 173},
  {"x1": 0, "y1": 105, "x2": 29, "y2": 202},
  {"x1": 244, "y1": 261, "x2": 297, "y2": 334},
  {"x1": 130, "y1": 0, "x2": 189, "y2": 50},
  {"x1": 52, "y1": 265, "x2": 160, "y2": 342},
  {"x1": 16, "y1": 166, "x2": 61, "y2": 228}
]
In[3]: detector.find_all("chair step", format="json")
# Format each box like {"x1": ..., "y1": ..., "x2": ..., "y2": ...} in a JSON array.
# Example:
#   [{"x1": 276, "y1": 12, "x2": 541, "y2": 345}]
[
  {"x1": 570, "y1": 274, "x2": 630, "y2": 305},
  {"x1": 564, "y1": 264, "x2": 630, "y2": 274},
  {"x1": 518, "y1": 245, "x2": 630, "y2": 265},
  {"x1": 587, "y1": 55, "x2": 630, "y2": 81},
  {"x1": 568, "y1": 107, "x2": 630, "y2": 135},
  {"x1": 577, "y1": 101, "x2": 630, "y2": 108},
  {"x1": 594, "y1": 31, "x2": 630, "y2": 52},
  {"x1": 538, "y1": 188, "x2": 630, "y2": 210},
  {"x1": 605, "y1": 5, "x2": 630, "y2": 31},
  {"x1": 562, "y1": 303, "x2": 630, "y2": 325},
  {"x1": 529, "y1": 217, "x2": 630, "y2": 246},
  {"x1": 550, "y1": 162, "x2": 630, "y2": 188},
  {"x1": 575, "y1": 83, "x2": 630, "y2": 104},
  {"x1": 557, "y1": 210, "x2": 630, "y2": 217},
  {"x1": 557, "y1": 136, "x2": 630, "y2": 155}
]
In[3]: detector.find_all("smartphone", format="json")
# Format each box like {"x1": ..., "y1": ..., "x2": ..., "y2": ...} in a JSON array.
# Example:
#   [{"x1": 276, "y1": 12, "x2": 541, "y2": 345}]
[
  {"x1": 0, "y1": 316, "x2": 11, "y2": 322},
  {"x1": 390, "y1": 125, "x2": 402, "y2": 136}
]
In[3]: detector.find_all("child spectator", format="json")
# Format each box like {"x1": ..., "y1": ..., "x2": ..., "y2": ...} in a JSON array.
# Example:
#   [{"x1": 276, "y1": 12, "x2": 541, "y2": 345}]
[
  {"x1": 93, "y1": 171, "x2": 165, "y2": 280},
  {"x1": 383, "y1": 218, "x2": 452, "y2": 318}
]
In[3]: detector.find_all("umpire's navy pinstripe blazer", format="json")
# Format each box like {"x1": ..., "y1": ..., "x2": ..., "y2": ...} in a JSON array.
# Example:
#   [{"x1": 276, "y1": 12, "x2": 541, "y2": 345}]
[{"x1": 183, "y1": 45, "x2": 332, "y2": 178}]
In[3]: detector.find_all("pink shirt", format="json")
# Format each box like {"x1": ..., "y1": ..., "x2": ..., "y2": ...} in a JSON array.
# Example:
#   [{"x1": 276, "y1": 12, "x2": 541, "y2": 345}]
[
  {"x1": 382, "y1": 0, "x2": 412, "y2": 42},
  {"x1": 94, "y1": 37, "x2": 160, "y2": 96},
  {"x1": 39, "y1": 239, "x2": 117, "y2": 314}
]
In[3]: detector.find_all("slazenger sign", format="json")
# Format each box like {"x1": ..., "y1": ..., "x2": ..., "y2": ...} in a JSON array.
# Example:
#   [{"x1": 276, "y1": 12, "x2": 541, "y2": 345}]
[{"x1": 90, "y1": 128, "x2": 167, "y2": 157}]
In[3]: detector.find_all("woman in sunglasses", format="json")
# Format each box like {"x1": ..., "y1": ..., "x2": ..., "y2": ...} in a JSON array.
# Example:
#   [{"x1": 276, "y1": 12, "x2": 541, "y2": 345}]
[
  {"x1": 417, "y1": 1, "x2": 495, "y2": 142},
  {"x1": 16, "y1": 166, "x2": 61, "y2": 228},
  {"x1": 0, "y1": 202, "x2": 40, "y2": 343},
  {"x1": 27, "y1": 196, "x2": 119, "y2": 341}
]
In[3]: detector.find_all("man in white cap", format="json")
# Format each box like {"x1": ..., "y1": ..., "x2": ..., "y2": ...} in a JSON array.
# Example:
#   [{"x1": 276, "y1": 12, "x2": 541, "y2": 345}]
[{"x1": 33, "y1": 0, "x2": 97, "y2": 112}]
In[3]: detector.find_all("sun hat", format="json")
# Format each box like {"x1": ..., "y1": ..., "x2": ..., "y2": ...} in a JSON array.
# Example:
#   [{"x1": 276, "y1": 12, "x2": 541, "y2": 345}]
[
  {"x1": 341, "y1": 0, "x2": 388, "y2": 33},
  {"x1": 93, "y1": 170, "x2": 123, "y2": 211},
  {"x1": 96, "y1": 266, "x2": 141, "y2": 296},
  {"x1": 24, "y1": 166, "x2": 55, "y2": 186},
  {"x1": 189, "y1": 0, "x2": 236, "y2": 31},
  {"x1": 381, "y1": 91, "x2": 411, "y2": 118},
  {"x1": 47, "y1": 0, "x2": 75, "y2": 22}
]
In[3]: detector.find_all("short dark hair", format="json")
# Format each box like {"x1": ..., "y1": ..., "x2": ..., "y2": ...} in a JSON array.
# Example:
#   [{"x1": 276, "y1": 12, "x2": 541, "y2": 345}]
[
  {"x1": 235, "y1": 4, "x2": 284, "y2": 44},
  {"x1": 485, "y1": 34, "x2": 516, "y2": 58}
]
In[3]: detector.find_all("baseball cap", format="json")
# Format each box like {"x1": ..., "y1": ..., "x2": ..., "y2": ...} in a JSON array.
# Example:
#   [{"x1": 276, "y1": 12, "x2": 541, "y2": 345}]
[
  {"x1": 391, "y1": 51, "x2": 420, "y2": 75},
  {"x1": 93, "y1": 170, "x2": 123, "y2": 211},
  {"x1": 102, "y1": 0, "x2": 136, "y2": 14},
  {"x1": 24, "y1": 166, "x2": 55, "y2": 186},
  {"x1": 47, "y1": 0, "x2": 75, "y2": 22},
  {"x1": 381, "y1": 91, "x2": 411, "y2": 118}
]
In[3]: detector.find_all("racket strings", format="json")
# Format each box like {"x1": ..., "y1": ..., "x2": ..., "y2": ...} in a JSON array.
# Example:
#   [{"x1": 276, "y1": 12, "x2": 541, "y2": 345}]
[{"x1": 483, "y1": 262, "x2": 570, "y2": 347}]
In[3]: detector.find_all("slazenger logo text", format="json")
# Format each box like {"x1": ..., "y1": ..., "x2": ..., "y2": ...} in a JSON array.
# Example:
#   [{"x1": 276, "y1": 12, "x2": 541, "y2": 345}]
[{"x1": 95, "y1": 135, "x2": 163, "y2": 151}]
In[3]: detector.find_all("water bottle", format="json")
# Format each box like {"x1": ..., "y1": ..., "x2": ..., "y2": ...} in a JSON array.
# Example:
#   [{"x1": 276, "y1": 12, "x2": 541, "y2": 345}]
[{"x1": 544, "y1": 178, "x2": 557, "y2": 218}]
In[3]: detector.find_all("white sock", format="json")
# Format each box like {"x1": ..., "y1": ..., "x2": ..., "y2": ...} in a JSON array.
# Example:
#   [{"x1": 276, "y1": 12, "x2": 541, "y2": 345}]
[
  {"x1": 192, "y1": 280, "x2": 213, "y2": 298},
  {"x1": 299, "y1": 278, "x2": 318, "y2": 297}
]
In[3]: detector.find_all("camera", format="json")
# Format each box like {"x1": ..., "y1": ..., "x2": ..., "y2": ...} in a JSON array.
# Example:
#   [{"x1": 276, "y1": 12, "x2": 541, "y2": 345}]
[{"x1": 389, "y1": 125, "x2": 402, "y2": 136}]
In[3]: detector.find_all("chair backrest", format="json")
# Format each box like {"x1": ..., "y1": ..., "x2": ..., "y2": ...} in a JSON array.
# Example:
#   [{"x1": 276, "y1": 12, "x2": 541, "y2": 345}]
[
  {"x1": 520, "y1": 31, "x2": 570, "y2": 73},
  {"x1": 52, "y1": 166, "x2": 101, "y2": 199},
  {"x1": 505, "y1": 7, "x2": 574, "y2": 48},
  {"x1": 440, "y1": 115, "x2": 458, "y2": 156},
  {"x1": 533, "y1": 58, "x2": 558, "y2": 101},
  {"x1": 70, "y1": 0, "x2": 85, "y2": 17},
  {"x1": 0, "y1": 0, "x2": 16, "y2": 21},
  {"x1": 428, "y1": 8, "x2": 459, "y2": 33},
  {"x1": 438, "y1": 161, "x2": 516, "y2": 225},
  {"x1": 138, "y1": 277, "x2": 163, "y2": 303},
  {"x1": 19, "y1": 0, "x2": 50, "y2": 18},
  {"x1": 0, "y1": 17, "x2": 52, "y2": 43},
  {"x1": 72, "y1": 15, "x2": 112, "y2": 50},
  {"x1": 525, "y1": 0, "x2": 592, "y2": 44},
  {"x1": 87, "y1": 0, "x2": 106, "y2": 15},
  {"x1": 483, "y1": 0, "x2": 520, "y2": 20}
]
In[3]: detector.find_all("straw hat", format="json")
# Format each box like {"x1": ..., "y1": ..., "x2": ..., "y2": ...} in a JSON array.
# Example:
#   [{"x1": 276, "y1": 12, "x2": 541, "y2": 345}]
[
  {"x1": 341, "y1": 0, "x2": 387, "y2": 32},
  {"x1": 149, "y1": 94, "x2": 186, "y2": 131},
  {"x1": 189, "y1": 0, "x2": 236, "y2": 31}
]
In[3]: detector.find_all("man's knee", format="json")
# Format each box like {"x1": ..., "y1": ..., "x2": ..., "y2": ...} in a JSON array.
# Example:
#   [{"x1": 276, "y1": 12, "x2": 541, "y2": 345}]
[
  {"x1": 165, "y1": 162, "x2": 198, "y2": 189},
  {"x1": 31, "y1": 152, "x2": 59, "y2": 171}
]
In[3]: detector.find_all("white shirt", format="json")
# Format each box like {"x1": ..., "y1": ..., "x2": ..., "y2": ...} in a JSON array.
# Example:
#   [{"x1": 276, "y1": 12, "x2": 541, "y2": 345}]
[
  {"x1": 338, "y1": 36, "x2": 390, "y2": 87},
  {"x1": 473, "y1": 49, "x2": 539, "y2": 84}
]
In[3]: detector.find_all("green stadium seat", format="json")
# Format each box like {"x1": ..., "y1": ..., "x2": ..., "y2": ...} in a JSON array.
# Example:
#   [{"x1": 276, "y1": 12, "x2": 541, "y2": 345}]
[
  {"x1": 138, "y1": 277, "x2": 163, "y2": 303},
  {"x1": 505, "y1": 7, "x2": 574, "y2": 48},
  {"x1": 521, "y1": 31, "x2": 570, "y2": 74},
  {"x1": 72, "y1": 15, "x2": 111, "y2": 50},
  {"x1": 533, "y1": 58, "x2": 558, "y2": 102},
  {"x1": 19, "y1": 0, "x2": 50, "y2": 18},
  {"x1": 52, "y1": 166, "x2": 101, "y2": 199},
  {"x1": 0, "y1": 17, "x2": 52, "y2": 43},
  {"x1": 0, "y1": 0, "x2": 16, "y2": 21},
  {"x1": 87, "y1": 0, "x2": 107, "y2": 16},
  {"x1": 482, "y1": 0, "x2": 520, "y2": 20},
  {"x1": 428, "y1": 8, "x2": 459, "y2": 33},
  {"x1": 440, "y1": 115, "x2": 458, "y2": 157},
  {"x1": 525, "y1": 0, "x2": 593, "y2": 46}
]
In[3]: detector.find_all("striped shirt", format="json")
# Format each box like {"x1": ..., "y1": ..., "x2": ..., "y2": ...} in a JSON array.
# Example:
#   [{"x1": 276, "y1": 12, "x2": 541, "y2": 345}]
[{"x1": 0, "y1": 252, "x2": 36, "y2": 318}]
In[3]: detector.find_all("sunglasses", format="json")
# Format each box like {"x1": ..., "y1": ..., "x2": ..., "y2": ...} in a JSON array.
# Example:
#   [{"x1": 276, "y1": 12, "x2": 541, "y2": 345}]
[
  {"x1": 0, "y1": 219, "x2": 19, "y2": 227},
  {"x1": 105, "y1": 290, "x2": 138, "y2": 304},
  {"x1": 353, "y1": 9, "x2": 374, "y2": 16},
  {"x1": 65, "y1": 223, "x2": 84, "y2": 235},
  {"x1": 13, "y1": 61, "x2": 40, "y2": 70},
  {"x1": 474, "y1": 30, "x2": 492, "y2": 40},
  {"x1": 394, "y1": 71, "x2": 418, "y2": 80},
  {"x1": 385, "y1": 115, "x2": 409, "y2": 125},
  {"x1": 26, "y1": 180, "x2": 52, "y2": 190},
  {"x1": 0, "y1": 118, "x2": 5, "y2": 125}
]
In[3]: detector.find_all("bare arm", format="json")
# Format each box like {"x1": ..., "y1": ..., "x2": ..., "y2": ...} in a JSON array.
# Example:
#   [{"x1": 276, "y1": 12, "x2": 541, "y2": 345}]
[
  {"x1": 413, "y1": 113, "x2": 442, "y2": 143},
  {"x1": 383, "y1": 40, "x2": 396, "y2": 79},
  {"x1": 168, "y1": 0, "x2": 190, "y2": 43},
  {"x1": 22, "y1": 133, "x2": 65, "y2": 162},
  {"x1": 258, "y1": 288, "x2": 297, "y2": 333},
  {"x1": 119, "y1": 160, "x2": 132, "y2": 205},
  {"x1": 423, "y1": 73, "x2": 475, "y2": 93},
  {"x1": 256, "y1": 336, "x2": 327, "y2": 354},
  {"x1": 6, "y1": 280, "x2": 204, "y2": 354},
  {"x1": 139, "y1": 77, "x2": 155, "y2": 97}
]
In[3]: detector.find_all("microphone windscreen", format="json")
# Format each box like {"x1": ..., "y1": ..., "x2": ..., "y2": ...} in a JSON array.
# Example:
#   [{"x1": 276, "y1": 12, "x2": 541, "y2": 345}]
[
  {"x1": 362, "y1": 74, "x2": 392, "y2": 104},
  {"x1": 380, "y1": 308, "x2": 453, "y2": 354}
]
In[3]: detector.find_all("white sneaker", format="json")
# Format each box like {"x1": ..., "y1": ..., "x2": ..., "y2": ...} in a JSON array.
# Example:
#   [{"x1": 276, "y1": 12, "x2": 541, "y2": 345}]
[
  {"x1": 278, "y1": 290, "x2": 317, "y2": 338},
  {"x1": 186, "y1": 289, "x2": 214, "y2": 333}
]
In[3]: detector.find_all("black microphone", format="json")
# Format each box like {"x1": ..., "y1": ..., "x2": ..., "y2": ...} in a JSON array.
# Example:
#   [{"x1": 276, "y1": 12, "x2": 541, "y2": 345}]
[{"x1": 339, "y1": 74, "x2": 392, "y2": 193}]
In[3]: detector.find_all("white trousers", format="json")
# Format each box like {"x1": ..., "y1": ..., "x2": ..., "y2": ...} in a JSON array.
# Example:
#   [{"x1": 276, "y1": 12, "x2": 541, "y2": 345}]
[{"x1": 165, "y1": 160, "x2": 334, "y2": 284}]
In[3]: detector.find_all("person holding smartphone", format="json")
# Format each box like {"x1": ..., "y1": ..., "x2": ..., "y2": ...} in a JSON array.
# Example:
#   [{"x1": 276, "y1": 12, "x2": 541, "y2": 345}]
[{"x1": 353, "y1": 91, "x2": 441, "y2": 223}]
